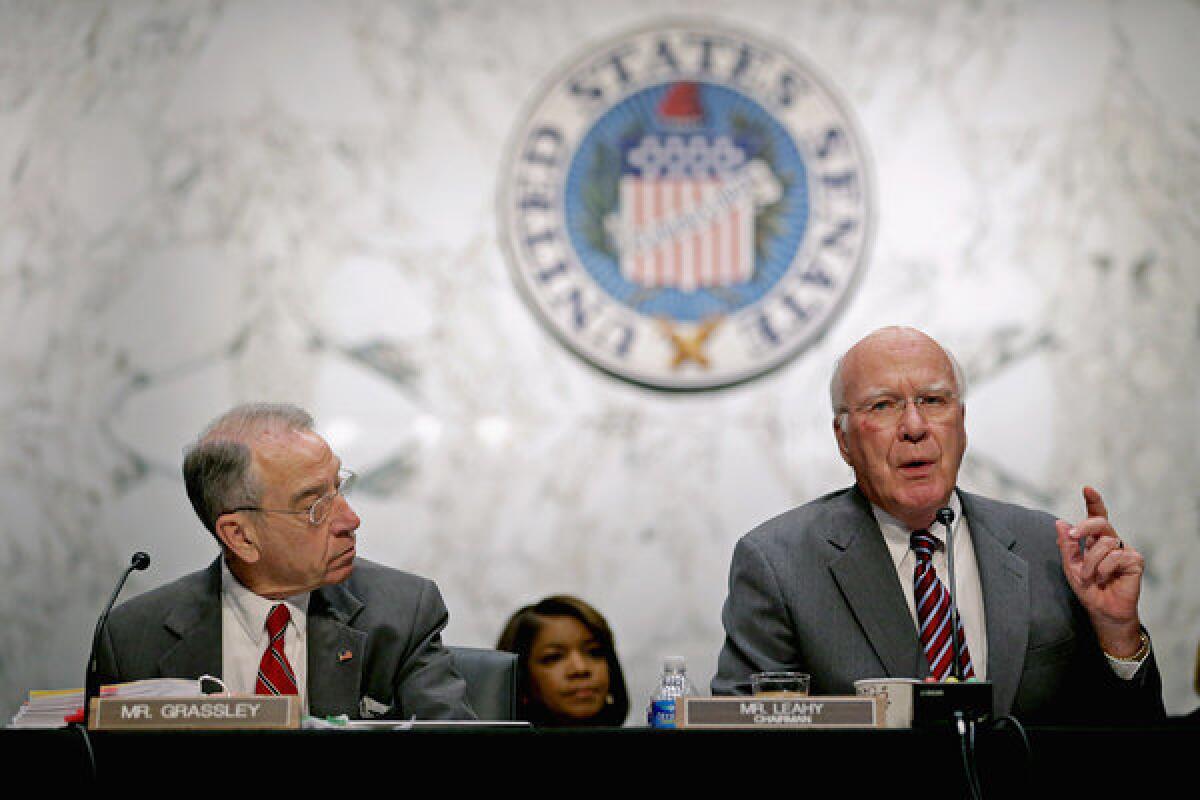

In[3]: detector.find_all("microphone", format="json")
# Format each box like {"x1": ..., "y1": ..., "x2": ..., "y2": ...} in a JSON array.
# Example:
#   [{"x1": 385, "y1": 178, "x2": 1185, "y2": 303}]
[
  {"x1": 81, "y1": 552, "x2": 151, "y2": 727},
  {"x1": 914, "y1": 503, "x2": 993, "y2": 798},
  {"x1": 935, "y1": 507, "x2": 962, "y2": 681},
  {"x1": 934, "y1": 506, "x2": 988, "y2": 800}
]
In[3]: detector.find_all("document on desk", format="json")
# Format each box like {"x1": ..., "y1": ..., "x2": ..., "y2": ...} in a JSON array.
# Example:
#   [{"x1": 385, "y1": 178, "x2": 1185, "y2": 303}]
[
  {"x1": 8, "y1": 688, "x2": 85, "y2": 729},
  {"x1": 302, "y1": 718, "x2": 532, "y2": 730},
  {"x1": 100, "y1": 678, "x2": 210, "y2": 697},
  {"x1": 7, "y1": 680, "x2": 205, "y2": 729}
]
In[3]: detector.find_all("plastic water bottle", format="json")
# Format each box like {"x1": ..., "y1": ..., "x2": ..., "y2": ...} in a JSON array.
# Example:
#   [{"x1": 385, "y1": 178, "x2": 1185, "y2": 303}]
[{"x1": 647, "y1": 655, "x2": 698, "y2": 728}]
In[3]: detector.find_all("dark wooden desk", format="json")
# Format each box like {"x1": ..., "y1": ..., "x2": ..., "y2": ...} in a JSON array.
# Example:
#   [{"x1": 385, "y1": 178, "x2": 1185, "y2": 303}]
[{"x1": 6, "y1": 721, "x2": 1198, "y2": 795}]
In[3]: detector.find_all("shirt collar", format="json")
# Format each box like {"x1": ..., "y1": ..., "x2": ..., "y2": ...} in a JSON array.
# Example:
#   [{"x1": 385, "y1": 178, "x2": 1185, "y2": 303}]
[
  {"x1": 871, "y1": 491, "x2": 963, "y2": 571},
  {"x1": 220, "y1": 559, "x2": 310, "y2": 646}
]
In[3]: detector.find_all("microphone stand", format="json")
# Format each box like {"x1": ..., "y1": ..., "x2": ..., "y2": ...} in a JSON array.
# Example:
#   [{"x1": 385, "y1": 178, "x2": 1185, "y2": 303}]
[
  {"x1": 937, "y1": 508, "x2": 983, "y2": 799},
  {"x1": 937, "y1": 507, "x2": 963, "y2": 682},
  {"x1": 75, "y1": 551, "x2": 151, "y2": 783},
  {"x1": 82, "y1": 551, "x2": 150, "y2": 728}
]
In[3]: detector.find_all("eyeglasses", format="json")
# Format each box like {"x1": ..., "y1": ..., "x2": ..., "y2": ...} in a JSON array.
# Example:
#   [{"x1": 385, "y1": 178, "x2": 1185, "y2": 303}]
[
  {"x1": 223, "y1": 468, "x2": 357, "y2": 527},
  {"x1": 844, "y1": 391, "x2": 959, "y2": 426}
]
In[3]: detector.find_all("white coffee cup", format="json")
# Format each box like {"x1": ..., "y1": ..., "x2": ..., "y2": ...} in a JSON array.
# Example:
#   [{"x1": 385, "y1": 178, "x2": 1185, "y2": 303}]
[{"x1": 854, "y1": 678, "x2": 918, "y2": 729}]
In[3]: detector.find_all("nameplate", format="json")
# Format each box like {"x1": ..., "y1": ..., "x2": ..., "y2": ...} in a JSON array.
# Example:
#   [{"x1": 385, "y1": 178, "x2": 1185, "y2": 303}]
[
  {"x1": 676, "y1": 696, "x2": 883, "y2": 729},
  {"x1": 89, "y1": 696, "x2": 301, "y2": 730}
]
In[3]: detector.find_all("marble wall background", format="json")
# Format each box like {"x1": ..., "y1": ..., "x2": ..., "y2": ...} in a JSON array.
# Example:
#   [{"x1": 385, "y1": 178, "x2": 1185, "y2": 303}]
[{"x1": 1, "y1": 0, "x2": 1198, "y2": 721}]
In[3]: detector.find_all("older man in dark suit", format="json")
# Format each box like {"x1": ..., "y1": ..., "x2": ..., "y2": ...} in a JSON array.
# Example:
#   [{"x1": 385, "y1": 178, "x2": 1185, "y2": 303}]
[
  {"x1": 713, "y1": 327, "x2": 1163, "y2": 722},
  {"x1": 96, "y1": 403, "x2": 474, "y2": 720}
]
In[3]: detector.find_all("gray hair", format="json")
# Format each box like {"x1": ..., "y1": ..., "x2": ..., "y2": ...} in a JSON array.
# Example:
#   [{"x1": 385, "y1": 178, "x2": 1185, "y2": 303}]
[
  {"x1": 183, "y1": 403, "x2": 315, "y2": 535},
  {"x1": 830, "y1": 328, "x2": 967, "y2": 429}
]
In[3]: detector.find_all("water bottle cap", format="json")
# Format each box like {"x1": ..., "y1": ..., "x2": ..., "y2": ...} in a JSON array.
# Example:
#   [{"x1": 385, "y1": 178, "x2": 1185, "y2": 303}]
[{"x1": 663, "y1": 655, "x2": 686, "y2": 672}]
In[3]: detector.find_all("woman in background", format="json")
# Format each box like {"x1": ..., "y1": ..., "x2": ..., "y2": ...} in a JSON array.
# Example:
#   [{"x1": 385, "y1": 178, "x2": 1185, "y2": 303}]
[{"x1": 496, "y1": 595, "x2": 630, "y2": 727}]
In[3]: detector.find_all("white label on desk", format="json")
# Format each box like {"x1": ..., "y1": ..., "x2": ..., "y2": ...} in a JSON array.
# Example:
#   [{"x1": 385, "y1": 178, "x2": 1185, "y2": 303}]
[
  {"x1": 89, "y1": 696, "x2": 301, "y2": 730},
  {"x1": 676, "y1": 696, "x2": 882, "y2": 729}
]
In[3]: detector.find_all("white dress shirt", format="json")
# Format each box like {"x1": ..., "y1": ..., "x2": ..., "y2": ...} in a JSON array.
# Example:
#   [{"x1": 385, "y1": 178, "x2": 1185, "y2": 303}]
[
  {"x1": 221, "y1": 560, "x2": 311, "y2": 710},
  {"x1": 872, "y1": 492, "x2": 989, "y2": 679}
]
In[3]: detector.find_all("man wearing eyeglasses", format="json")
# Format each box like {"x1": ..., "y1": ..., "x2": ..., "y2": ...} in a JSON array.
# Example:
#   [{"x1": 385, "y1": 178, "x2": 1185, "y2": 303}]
[
  {"x1": 94, "y1": 403, "x2": 475, "y2": 720},
  {"x1": 713, "y1": 327, "x2": 1164, "y2": 722}
]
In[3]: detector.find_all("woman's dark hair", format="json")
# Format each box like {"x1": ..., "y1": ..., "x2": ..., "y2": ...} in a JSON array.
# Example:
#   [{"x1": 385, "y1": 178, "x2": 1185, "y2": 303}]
[{"x1": 496, "y1": 595, "x2": 630, "y2": 727}]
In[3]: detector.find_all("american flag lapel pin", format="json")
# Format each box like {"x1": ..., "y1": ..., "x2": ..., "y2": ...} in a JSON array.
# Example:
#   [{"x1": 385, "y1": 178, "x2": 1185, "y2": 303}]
[{"x1": 338, "y1": 649, "x2": 353, "y2": 663}]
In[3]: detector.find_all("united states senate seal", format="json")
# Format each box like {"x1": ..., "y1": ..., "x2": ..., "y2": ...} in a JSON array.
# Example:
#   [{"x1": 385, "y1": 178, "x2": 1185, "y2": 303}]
[{"x1": 499, "y1": 20, "x2": 873, "y2": 390}]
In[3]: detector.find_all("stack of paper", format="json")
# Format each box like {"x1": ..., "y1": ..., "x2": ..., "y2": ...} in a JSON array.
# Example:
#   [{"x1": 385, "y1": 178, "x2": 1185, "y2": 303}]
[
  {"x1": 100, "y1": 678, "x2": 207, "y2": 698},
  {"x1": 8, "y1": 678, "x2": 208, "y2": 728},
  {"x1": 8, "y1": 688, "x2": 83, "y2": 729}
]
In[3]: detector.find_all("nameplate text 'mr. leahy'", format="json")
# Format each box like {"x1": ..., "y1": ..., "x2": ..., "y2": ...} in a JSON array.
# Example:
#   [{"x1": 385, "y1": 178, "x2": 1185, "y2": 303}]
[{"x1": 676, "y1": 696, "x2": 883, "y2": 729}]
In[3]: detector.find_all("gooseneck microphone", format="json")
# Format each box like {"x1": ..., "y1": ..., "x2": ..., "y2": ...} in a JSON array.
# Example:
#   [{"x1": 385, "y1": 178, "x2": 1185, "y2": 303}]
[
  {"x1": 935, "y1": 507, "x2": 962, "y2": 681},
  {"x1": 935, "y1": 507, "x2": 955, "y2": 528},
  {"x1": 81, "y1": 551, "x2": 151, "y2": 728},
  {"x1": 936, "y1": 507, "x2": 980, "y2": 797}
]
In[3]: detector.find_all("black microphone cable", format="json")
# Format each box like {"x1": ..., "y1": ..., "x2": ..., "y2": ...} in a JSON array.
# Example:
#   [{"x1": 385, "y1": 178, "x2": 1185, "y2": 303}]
[
  {"x1": 73, "y1": 718, "x2": 98, "y2": 784},
  {"x1": 951, "y1": 713, "x2": 1033, "y2": 798},
  {"x1": 955, "y1": 710, "x2": 985, "y2": 800},
  {"x1": 986, "y1": 714, "x2": 1033, "y2": 794}
]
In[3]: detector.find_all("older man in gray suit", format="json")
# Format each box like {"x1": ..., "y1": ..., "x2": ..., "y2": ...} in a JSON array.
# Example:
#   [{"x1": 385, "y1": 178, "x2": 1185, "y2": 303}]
[
  {"x1": 713, "y1": 327, "x2": 1163, "y2": 722},
  {"x1": 95, "y1": 403, "x2": 474, "y2": 720}
]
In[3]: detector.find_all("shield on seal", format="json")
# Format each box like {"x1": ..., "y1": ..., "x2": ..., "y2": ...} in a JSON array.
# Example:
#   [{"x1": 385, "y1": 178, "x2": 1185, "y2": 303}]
[{"x1": 607, "y1": 83, "x2": 781, "y2": 293}]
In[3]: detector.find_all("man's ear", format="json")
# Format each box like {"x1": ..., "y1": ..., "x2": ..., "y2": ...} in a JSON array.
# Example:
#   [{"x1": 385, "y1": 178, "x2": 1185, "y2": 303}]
[
  {"x1": 833, "y1": 416, "x2": 853, "y2": 465},
  {"x1": 959, "y1": 402, "x2": 968, "y2": 450},
  {"x1": 214, "y1": 514, "x2": 261, "y2": 565}
]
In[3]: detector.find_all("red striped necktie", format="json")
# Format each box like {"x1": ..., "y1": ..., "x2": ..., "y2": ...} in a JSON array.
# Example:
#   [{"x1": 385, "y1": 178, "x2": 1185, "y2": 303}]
[
  {"x1": 911, "y1": 530, "x2": 976, "y2": 681},
  {"x1": 255, "y1": 604, "x2": 299, "y2": 696}
]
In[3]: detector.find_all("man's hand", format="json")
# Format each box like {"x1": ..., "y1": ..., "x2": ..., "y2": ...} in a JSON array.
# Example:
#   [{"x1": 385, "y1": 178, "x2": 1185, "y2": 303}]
[{"x1": 1055, "y1": 486, "x2": 1144, "y2": 658}]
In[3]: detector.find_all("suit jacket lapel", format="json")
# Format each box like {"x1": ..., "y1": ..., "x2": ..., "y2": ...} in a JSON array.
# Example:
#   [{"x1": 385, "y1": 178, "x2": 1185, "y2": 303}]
[
  {"x1": 158, "y1": 558, "x2": 223, "y2": 680},
  {"x1": 828, "y1": 489, "x2": 926, "y2": 679},
  {"x1": 306, "y1": 581, "x2": 367, "y2": 718},
  {"x1": 961, "y1": 491, "x2": 1030, "y2": 716}
]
